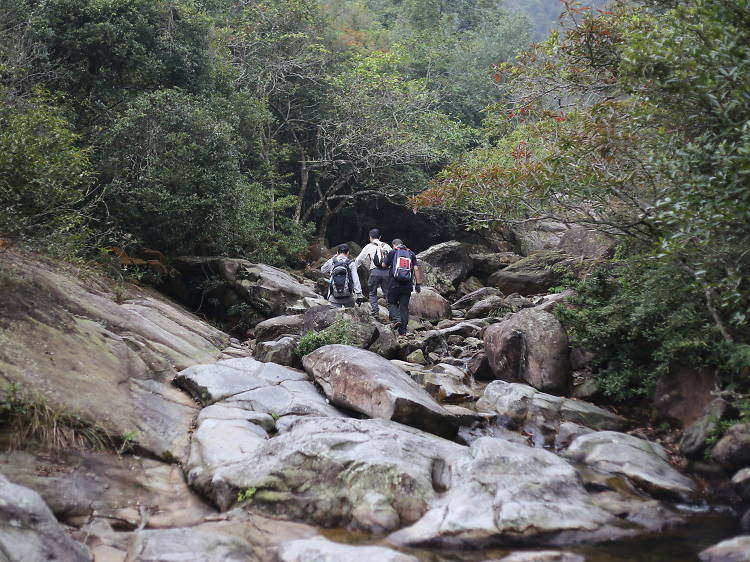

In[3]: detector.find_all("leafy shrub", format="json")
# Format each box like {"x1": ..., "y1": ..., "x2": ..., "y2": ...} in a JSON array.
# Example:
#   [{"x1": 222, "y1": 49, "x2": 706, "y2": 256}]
[
  {"x1": 554, "y1": 257, "x2": 737, "y2": 401},
  {"x1": 296, "y1": 316, "x2": 357, "y2": 357}
]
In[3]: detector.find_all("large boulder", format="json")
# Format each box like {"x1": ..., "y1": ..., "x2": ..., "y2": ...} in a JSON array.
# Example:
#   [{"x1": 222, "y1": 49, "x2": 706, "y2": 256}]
[
  {"x1": 509, "y1": 221, "x2": 569, "y2": 256},
  {"x1": 416, "y1": 261, "x2": 454, "y2": 296},
  {"x1": 452, "y1": 287, "x2": 503, "y2": 310},
  {"x1": 172, "y1": 256, "x2": 322, "y2": 319},
  {"x1": 253, "y1": 314, "x2": 304, "y2": 342},
  {"x1": 465, "y1": 295, "x2": 509, "y2": 320},
  {"x1": 417, "y1": 241, "x2": 474, "y2": 287},
  {"x1": 388, "y1": 437, "x2": 627, "y2": 548},
  {"x1": 653, "y1": 364, "x2": 717, "y2": 427},
  {"x1": 303, "y1": 345, "x2": 459, "y2": 438},
  {"x1": 487, "y1": 250, "x2": 577, "y2": 296},
  {"x1": 564, "y1": 431, "x2": 697, "y2": 501},
  {"x1": 253, "y1": 335, "x2": 300, "y2": 368},
  {"x1": 711, "y1": 423, "x2": 750, "y2": 471},
  {"x1": 194, "y1": 416, "x2": 465, "y2": 532},
  {"x1": 469, "y1": 252, "x2": 521, "y2": 277},
  {"x1": 409, "y1": 287, "x2": 452, "y2": 322},
  {"x1": 699, "y1": 536, "x2": 750, "y2": 562},
  {"x1": 0, "y1": 250, "x2": 226, "y2": 461},
  {"x1": 302, "y1": 305, "x2": 399, "y2": 359},
  {"x1": 483, "y1": 308, "x2": 572, "y2": 395},
  {"x1": 124, "y1": 527, "x2": 255, "y2": 562},
  {"x1": 557, "y1": 226, "x2": 615, "y2": 258},
  {"x1": 277, "y1": 537, "x2": 418, "y2": 562},
  {"x1": 0, "y1": 448, "x2": 213, "y2": 529},
  {"x1": 680, "y1": 399, "x2": 734, "y2": 459},
  {"x1": 476, "y1": 380, "x2": 627, "y2": 447},
  {"x1": 0, "y1": 472, "x2": 90, "y2": 562}
]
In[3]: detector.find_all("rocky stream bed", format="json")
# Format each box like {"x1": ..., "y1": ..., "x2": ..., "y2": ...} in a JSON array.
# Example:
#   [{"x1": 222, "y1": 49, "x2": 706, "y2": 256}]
[{"x1": 0, "y1": 241, "x2": 748, "y2": 561}]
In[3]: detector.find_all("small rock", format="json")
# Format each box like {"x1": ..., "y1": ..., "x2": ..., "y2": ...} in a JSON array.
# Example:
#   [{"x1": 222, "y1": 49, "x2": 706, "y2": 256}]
[
  {"x1": 406, "y1": 349, "x2": 427, "y2": 365},
  {"x1": 699, "y1": 535, "x2": 750, "y2": 562},
  {"x1": 731, "y1": 468, "x2": 750, "y2": 501}
]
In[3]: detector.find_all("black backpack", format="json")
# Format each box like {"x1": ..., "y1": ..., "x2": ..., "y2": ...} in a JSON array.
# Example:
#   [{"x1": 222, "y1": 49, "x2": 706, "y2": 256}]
[
  {"x1": 329, "y1": 257, "x2": 353, "y2": 298},
  {"x1": 372, "y1": 241, "x2": 388, "y2": 269}
]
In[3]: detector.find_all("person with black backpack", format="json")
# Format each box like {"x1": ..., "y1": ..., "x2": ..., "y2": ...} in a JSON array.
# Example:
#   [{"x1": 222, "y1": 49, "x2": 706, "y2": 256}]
[
  {"x1": 354, "y1": 228, "x2": 392, "y2": 318},
  {"x1": 321, "y1": 244, "x2": 363, "y2": 308},
  {"x1": 383, "y1": 238, "x2": 421, "y2": 336}
]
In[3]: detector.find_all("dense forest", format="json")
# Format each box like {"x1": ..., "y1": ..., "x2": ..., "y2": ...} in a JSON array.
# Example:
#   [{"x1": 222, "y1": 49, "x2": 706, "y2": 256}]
[{"x1": 1, "y1": 0, "x2": 749, "y2": 414}]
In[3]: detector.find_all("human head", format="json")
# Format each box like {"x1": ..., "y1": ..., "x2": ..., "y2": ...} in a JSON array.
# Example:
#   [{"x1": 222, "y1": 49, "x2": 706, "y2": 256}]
[
  {"x1": 392, "y1": 238, "x2": 403, "y2": 248},
  {"x1": 337, "y1": 243, "x2": 350, "y2": 255},
  {"x1": 368, "y1": 228, "x2": 381, "y2": 242}
]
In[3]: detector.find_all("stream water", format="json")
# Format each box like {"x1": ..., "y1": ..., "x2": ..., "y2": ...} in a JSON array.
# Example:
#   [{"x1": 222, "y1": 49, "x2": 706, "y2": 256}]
[{"x1": 321, "y1": 509, "x2": 738, "y2": 561}]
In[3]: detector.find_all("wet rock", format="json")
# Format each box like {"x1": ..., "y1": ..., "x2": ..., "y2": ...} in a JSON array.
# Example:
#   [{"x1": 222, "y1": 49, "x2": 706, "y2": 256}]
[
  {"x1": 388, "y1": 437, "x2": 625, "y2": 548},
  {"x1": 565, "y1": 431, "x2": 697, "y2": 501},
  {"x1": 254, "y1": 314, "x2": 304, "y2": 342},
  {"x1": 487, "y1": 250, "x2": 573, "y2": 296},
  {"x1": 699, "y1": 535, "x2": 750, "y2": 562},
  {"x1": 483, "y1": 308, "x2": 572, "y2": 394},
  {"x1": 712, "y1": 423, "x2": 750, "y2": 471},
  {"x1": 680, "y1": 399, "x2": 734, "y2": 459},
  {"x1": 491, "y1": 551, "x2": 585, "y2": 562},
  {"x1": 0, "y1": 448, "x2": 213, "y2": 530},
  {"x1": 465, "y1": 295, "x2": 509, "y2": 320},
  {"x1": 453, "y1": 287, "x2": 503, "y2": 310},
  {"x1": 409, "y1": 287, "x2": 452, "y2": 321},
  {"x1": 254, "y1": 335, "x2": 301, "y2": 368},
  {"x1": 653, "y1": 365, "x2": 717, "y2": 427},
  {"x1": 732, "y1": 468, "x2": 750, "y2": 501},
  {"x1": 417, "y1": 241, "x2": 474, "y2": 287},
  {"x1": 0, "y1": 472, "x2": 90, "y2": 562},
  {"x1": 125, "y1": 527, "x2": 255, "y2": 562},
  {"x1": 476, "y1": 381, "x2": 626, "y2": 447},
  {"x1": 303, "y1": 345, "x2": 459, "y2": 438},
  {"x1": 277, "y1": 537, "x2": 419, "y2": 562}
]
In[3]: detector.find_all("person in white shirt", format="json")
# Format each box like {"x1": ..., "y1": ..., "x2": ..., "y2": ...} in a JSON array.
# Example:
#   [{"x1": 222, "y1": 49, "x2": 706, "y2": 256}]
[
  {"x1": 321, "y1": 244, "x2": 362, "y2": 308},
  {"x1": 354, "y1": 228, "x2": 392, "y2": 317}
]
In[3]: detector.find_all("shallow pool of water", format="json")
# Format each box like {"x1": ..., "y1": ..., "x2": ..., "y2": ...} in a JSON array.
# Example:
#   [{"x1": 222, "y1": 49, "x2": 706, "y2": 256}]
[{"x1": 321, "y1": 509, "x2": 738, "y2": 561}]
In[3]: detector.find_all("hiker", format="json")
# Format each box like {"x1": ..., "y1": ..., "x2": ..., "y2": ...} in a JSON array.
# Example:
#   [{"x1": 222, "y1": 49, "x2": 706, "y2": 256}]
[
  {"x1": 383, "y1": 238, "x2": 420, "y2": 335},
  {"x1": 321, "y1": 244, "x2": 363, "y2": 308},
  {"x1": 354, "y1": 228, "x2": 392, "y2": 318}
]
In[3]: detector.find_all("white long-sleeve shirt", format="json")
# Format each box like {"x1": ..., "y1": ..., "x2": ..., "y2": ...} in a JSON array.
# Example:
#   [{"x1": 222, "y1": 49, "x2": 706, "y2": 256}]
[
  {"x1": 321, "y1": 255, "x2": 362, "y2": 294},
  {"x1": 354, "y1": 240, "x2": 392, "y2": 271}
]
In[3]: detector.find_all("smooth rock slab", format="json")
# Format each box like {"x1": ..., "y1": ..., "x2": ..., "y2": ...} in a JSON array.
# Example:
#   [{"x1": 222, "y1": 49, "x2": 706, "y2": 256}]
[
  {"x1": 277, "y1": 537, "x2": 418, "y2": 562},
  {"x1": 565, "y1": 431, "x2": 697, "y2": 501},
  {"x1": 203, "y1": 417, "x2": 466, "y2": 531},
  {"x1": 303, "y1": 345, "x2": 458, "y2": 438},
  {"x1": 388, "y1": 437, "x2": 623, "y2": 548},
  {"x1": 0, "y1": 473, "x2": 90, "y2": 562},
  {"x1": 125, "y1": 527, "x2": 255, "y2": 562},
  {"x1": 699, "y1": 535, "x2": 750, "y2": 562}
]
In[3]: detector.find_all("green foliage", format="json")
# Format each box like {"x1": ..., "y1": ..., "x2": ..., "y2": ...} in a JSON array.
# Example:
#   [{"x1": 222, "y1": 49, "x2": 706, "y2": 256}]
[
  {"x1": 236, "y1": 486, "x2": 257, "y2": 503},
  {"x1": 555, "y1": 258, "x2": 736, "y2": 401},
  {"x1": 296, "y1": 316, "x2": 357, "y2": 357},
  {"x1": 0, "y1": 87, "x2": 96, "y2": 253},
  {"x1": 0, "y1": 383, "x2": 114, "y2": 450}
]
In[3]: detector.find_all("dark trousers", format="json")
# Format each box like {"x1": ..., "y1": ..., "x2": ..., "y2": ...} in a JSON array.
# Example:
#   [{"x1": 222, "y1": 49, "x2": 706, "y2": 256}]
[
  {"x1": 387, "y1": 282, "x2": 412, "y2": 334},
  {"x1": 367, "y1": 268, "x2": 389, "y2": 314}
]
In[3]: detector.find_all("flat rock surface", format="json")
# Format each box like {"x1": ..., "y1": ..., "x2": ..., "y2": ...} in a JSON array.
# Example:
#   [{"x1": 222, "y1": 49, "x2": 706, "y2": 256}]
[
  {"x1": 303, "y1": 345, "x2": 458, "y2": 438},
  {"x1": 0, "y1": 251, "x2": 226, "y2": 461},
  {"x1": 565, "y1": 431, "x2": 697, "y2": 501}
]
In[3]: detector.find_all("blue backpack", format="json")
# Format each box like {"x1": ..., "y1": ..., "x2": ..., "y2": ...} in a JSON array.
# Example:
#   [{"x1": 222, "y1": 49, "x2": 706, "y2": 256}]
[{"x1": 392, "y1": 247, "x2": 413, "y2": 283}]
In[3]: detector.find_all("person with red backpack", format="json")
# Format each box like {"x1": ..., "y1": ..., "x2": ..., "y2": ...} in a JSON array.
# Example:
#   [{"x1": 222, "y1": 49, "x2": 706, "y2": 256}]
[
  {"x1": 321, "y1": 244, "x2": 363, "y2": 308},
  {"x1": 354, "y1": 228, "x2": 392, "y2": 318},
  {"x1": 383, "y1": 238, "x2": 421, "y2": 335}
]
